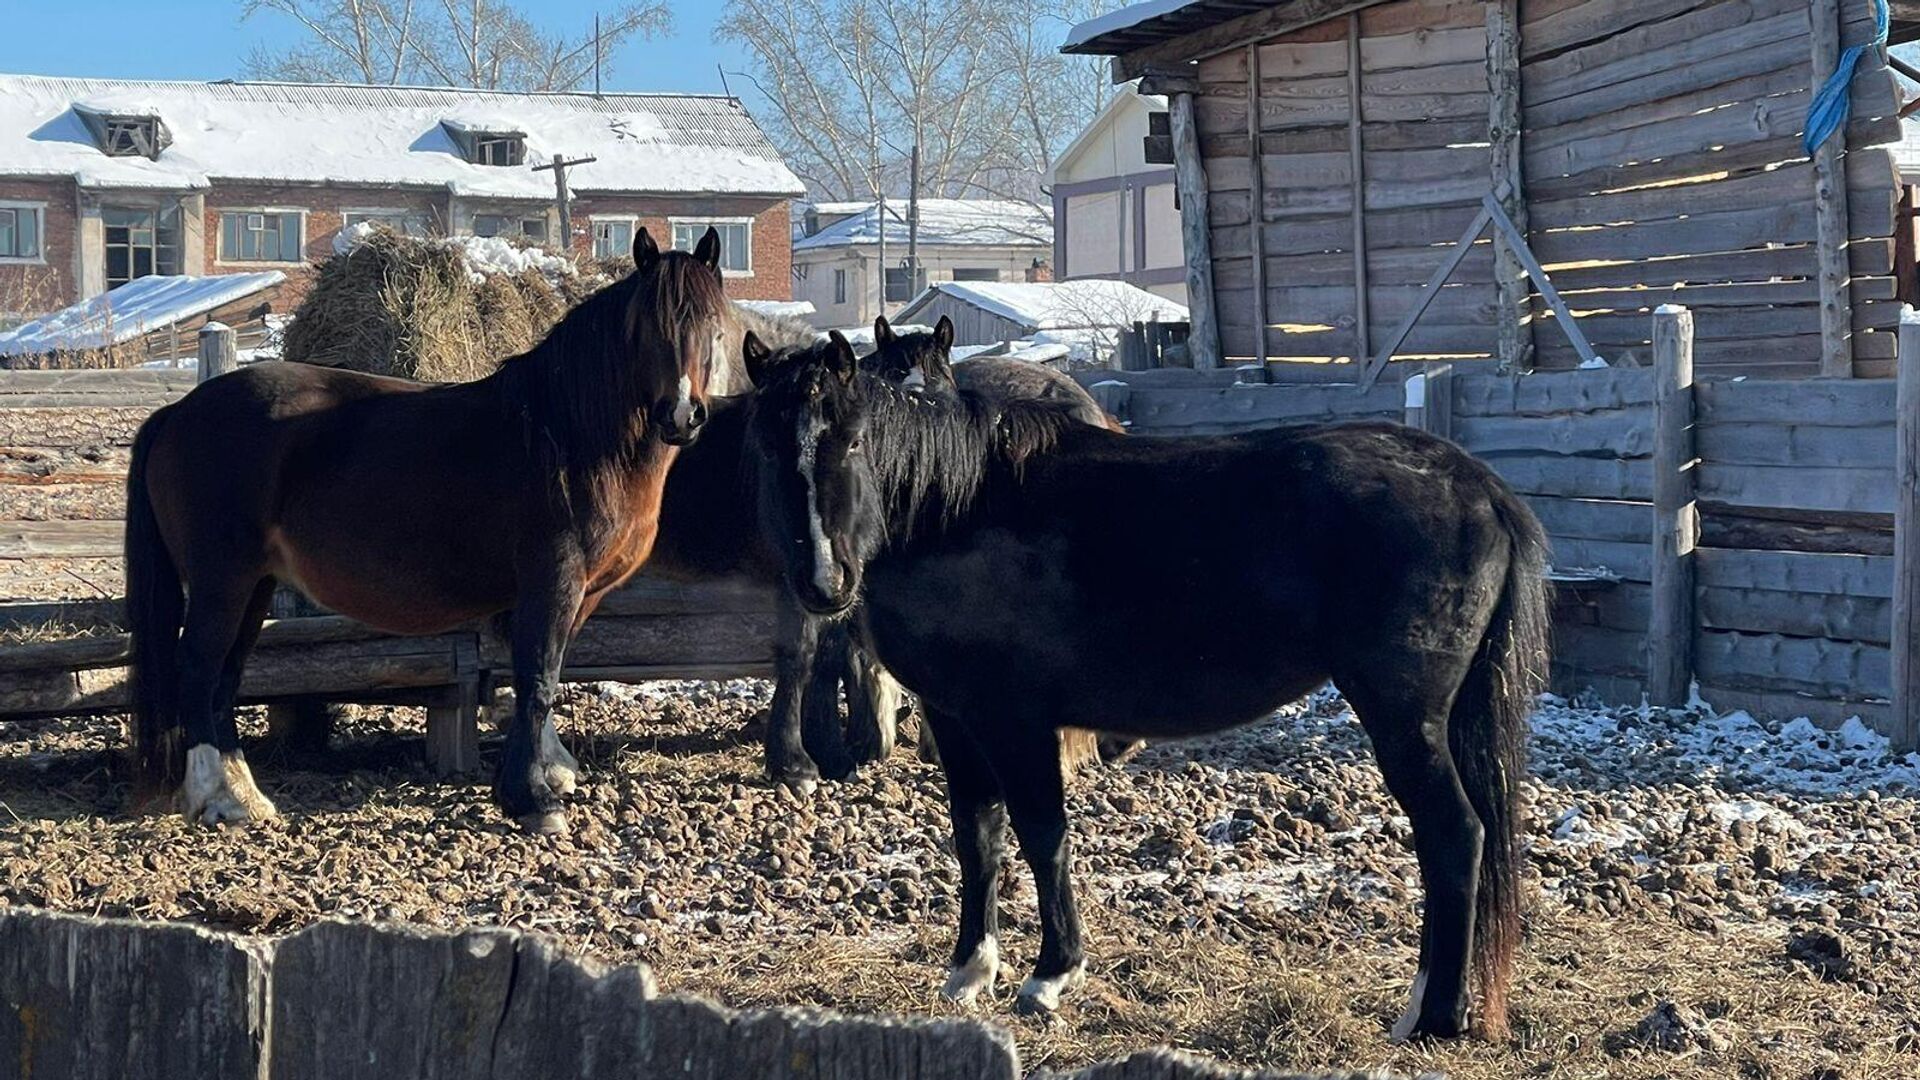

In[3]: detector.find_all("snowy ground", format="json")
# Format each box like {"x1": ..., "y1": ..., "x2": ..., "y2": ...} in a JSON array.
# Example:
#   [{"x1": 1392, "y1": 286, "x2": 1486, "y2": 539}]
[{"x1": 1, "y1": 684, "x2": 1916, "y2": 1077}]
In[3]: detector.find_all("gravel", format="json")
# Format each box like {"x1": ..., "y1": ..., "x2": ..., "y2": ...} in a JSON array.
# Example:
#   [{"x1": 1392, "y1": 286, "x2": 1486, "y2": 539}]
[{"x1": 2, "y1": 681, "x2": 1918, "y2": 1078}]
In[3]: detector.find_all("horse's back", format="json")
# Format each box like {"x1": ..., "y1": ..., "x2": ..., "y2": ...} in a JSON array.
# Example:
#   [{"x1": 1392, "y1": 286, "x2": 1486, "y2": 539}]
[{"x1": 952, "y1": 359, "x2": 1112, "y2": 429}]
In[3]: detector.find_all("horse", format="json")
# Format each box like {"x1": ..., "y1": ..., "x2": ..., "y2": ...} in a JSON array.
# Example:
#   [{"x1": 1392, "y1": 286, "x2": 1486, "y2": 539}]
[
  {"x1": 742, "y1": 342, "x2": 1549, "y2": 1041},
  {"x1": 126, "y1": 228, "x2": 733, "y2": 834}
]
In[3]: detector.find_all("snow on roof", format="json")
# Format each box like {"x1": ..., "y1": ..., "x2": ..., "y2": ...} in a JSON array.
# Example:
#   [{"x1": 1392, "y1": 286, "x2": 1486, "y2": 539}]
[
  {"x1": 735, "y1": 299, "x2": 817, "y2": 319},
  {"x1": 793, "y1": 199, "x2": 1052, "y2": 252},
  {"x1": 0, "y1": 272, "x2": 284, "y2": 355},
  {"x1": 1062, "y1": 0, "x2": 1204, "y2": 49},
  {"x1": 0, "y1": 74, "x2": 803, "y2": 198},
  {"x1": 901, "y1": 279, "x2": 1187, "y2": 331}
]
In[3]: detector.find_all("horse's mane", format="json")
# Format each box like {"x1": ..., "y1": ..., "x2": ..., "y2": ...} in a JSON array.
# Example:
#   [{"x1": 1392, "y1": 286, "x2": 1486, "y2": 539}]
[
  {"x1": 498, "y1": 253, "x2": 727, "y2": 473},
  {"x1": 852, "y1": 371, "x2": 1076, "y2": 541}
]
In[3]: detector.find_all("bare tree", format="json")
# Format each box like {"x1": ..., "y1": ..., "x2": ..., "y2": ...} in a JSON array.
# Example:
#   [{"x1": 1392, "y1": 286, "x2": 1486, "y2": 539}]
[
  {"x1": 719, "y1": 0, "x2": 1116, "y2": 211},
  {"x1": 242, "y1": 0, "x2": 670, "y2": 91}
]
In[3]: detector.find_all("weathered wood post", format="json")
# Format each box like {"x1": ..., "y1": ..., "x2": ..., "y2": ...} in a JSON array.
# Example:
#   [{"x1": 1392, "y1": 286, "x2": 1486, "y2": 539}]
[
  {"x1": 1167, "y1": 91, "x2": 1221, "y2": 370},
  {"x1": 1650, "y1": 305, "x2": 1698, "y2": 706},
  {"x1": 1892, "y1": 308, "x2": 1920, "y2": 751},
  {"x1": 1403, "y1": 362, "x2": 1453, "y2": 440},
  {"x1": 1810, "y1": 0, "x2": 1854, "y2": 378},
  {"x1": 197, "y1": 321, "x2": 237, "y2": 382},
  {"x1": 425, "y1": 636, "x2": 484, "y2": 775}
]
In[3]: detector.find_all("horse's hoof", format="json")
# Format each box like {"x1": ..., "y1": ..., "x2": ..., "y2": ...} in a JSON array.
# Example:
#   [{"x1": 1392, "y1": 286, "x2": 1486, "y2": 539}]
[
  {"x1": 1014, "y1": 964, "x2": 1085, "y2": 1016},
  {"x1": 941, "y1": 938, "x2": 999, "y2": 1007},
  {"x1": 543, "y1": 762, "x2": 579, "y2": 797},
  {"x1": 518, "y1": 809, "x2": 570, "y2": 835},
  {"x1": 779, "y1": 776, "x2": 819, "y2": 799},
  {"x1": 178, "y1": 745, "x2": 278, "y2": 827}
]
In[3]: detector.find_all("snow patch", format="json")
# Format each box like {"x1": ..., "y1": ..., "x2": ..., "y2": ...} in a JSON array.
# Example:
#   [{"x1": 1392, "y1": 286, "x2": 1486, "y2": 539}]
[{"x1": 0, "y1": 272, "x2": 285, "y2": 355}]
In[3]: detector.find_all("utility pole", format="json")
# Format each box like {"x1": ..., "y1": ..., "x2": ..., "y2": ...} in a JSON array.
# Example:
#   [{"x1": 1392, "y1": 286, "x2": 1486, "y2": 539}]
[
  {"x1": 907, "y1": 143, "x2": 920, "y2": 298},
  {"x1": 593, "y1": 14, "x2": 603, "y2": 99},
  {"x1": 533, "y1": 153, "x2": 597, "y2": 252},
  {"x1": 876, "y1": 188, "x2": 888, "y2": 318}
]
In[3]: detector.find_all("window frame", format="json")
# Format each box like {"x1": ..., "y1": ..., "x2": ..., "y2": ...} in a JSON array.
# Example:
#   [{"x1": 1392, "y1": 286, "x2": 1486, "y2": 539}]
[
  {"x1": 590, "y1": 216, "x2": 636, "y2": 260},
  {"x1": 342, "y1": 207, "x2": 431, "y2": 238},
  {"x1": 101, "y1": 117, "x2": 161, "y2": 159},
  {"x1": 668, "y1": 216, "x2": 753, "y2": 276},
  {"x1": 0, "y1": 201, "x2": 46, "y2": 264},
  {"x1": 833, "y1": 267, "x2": 847, "y2": 305},
  {"x1": 103, "y1": 204, "x2": 184, "y2": 288},
  {"x1": 470, "y1": 212, "x2": 549, "y2": 243},
  {"x1": 472, "y1": 134, "x2": 526, "y2": 167},
  {"x1": 216, "y1": 208, "x2": 308, "y2": 266}
]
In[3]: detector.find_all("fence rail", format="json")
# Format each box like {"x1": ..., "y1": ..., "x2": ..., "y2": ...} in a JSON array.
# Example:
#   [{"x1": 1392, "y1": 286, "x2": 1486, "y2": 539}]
[{"x1": 0, "y1": 907, "x2": 1400, "y2": 1080}]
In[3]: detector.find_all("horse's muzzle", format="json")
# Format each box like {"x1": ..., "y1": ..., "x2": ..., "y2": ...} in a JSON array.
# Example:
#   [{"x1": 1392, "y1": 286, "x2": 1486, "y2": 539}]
[{"x1": 654, "y1": 399, "x2": 708, "y2": 446}]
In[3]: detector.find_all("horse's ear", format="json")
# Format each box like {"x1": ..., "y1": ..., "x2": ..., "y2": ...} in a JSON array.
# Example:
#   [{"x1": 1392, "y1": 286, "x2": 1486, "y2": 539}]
[
  {"x1": 826, "y1": 330, "x2": 858, "y2": 386},
  {"x1": 634, "y1": 227, "x2": 660, "y2": 271},
  {"x1": 693, "y1": 226, "x2": 722, "y2": 271},
  {"x1": 924, "y1": 339, "x2": 955, "y2": 386},
  {"x1": 874, "y1": 316, "x2": 895, "y2": 346},
  {"x1": 935, "y1": 315, "x2": 955, "y2": 350},
  {"x1": 742, "y1": 331, "x2": 771, "y2": 387}
]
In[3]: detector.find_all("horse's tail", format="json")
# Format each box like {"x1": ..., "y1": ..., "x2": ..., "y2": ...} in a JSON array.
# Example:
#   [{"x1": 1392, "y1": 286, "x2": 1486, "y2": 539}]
[
  {"x1": 126, "y1": 405, "x2": 185, "y2": 797},
  {"x1": 1449, "y1": 479, "x2": 1549, "y2": 1039}
]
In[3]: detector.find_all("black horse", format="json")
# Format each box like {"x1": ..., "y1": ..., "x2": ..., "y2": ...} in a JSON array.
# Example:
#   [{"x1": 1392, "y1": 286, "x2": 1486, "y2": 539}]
[{"x1": 743, "y1": 341, "x2": 1548, "y2": 1041}]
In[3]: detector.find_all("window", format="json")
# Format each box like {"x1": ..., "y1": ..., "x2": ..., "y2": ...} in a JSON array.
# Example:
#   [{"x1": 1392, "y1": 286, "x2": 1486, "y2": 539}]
[
  {"x1": 104, "y1": 206, "x2": 182, "y2": 288},
  {"x1": 592, "y1": 219, "x2": 634, "y2": 260},
  {"x1": 884, "y1": 266, "x2": 917, "y2": 304},
  {"x1": 343, "y1": 210, "x2": 429, "y2": 238},
  {"x1": 0, "y1": 204, "x2": 42, "y2": 261},
  {"x1": 472, "y1": 134, "x2": 525, "y2": 167},
  {"x1": 219, "y1": 211, "x2": 304, "y2": 263},
  {"x1": 833, "y1": 267, "x2": 847, "y2": 305},
  {"x1": 101, "y1": 116, "x2": 164, "y2": 159},
  {"x1": 473, "y1": 214, "x2": 548, "y2": 242},
  {"x1": 670, "y1": 219, "x2": 751, "y2": 273},
  {"x1": 952, "y1": 267, "x2": 999, "y2": 282}
]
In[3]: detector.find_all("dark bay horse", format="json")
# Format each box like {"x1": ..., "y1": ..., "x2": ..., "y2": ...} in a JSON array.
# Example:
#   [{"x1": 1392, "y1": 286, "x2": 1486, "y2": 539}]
[
  {"x1": 744, "y1": 344, "x2": 1549, "y2": 1041},
  {"x1": 127, "y1": 228, "x2": 732, "y2": 833}
]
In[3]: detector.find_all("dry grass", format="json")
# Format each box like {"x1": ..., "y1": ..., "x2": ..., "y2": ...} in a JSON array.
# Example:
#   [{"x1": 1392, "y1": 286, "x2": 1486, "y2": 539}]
[{"x1": 280, "y1": 229, "x2": 610, "y2": 382}]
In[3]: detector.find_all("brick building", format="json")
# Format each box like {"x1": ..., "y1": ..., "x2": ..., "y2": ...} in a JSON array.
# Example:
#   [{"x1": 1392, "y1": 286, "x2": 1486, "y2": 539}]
[{"x1": 0, "y1": 74, "x2": 805, "y2": 317}]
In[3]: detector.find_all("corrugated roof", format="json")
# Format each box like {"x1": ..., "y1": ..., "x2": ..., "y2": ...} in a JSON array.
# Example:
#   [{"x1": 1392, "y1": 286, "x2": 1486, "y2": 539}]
[
  {"x1": 0, "y1": 73, "x2": 804, "y2": 198},
  {"x1": 793, "y1": 199, "x2": 1052, "y2": 252}
]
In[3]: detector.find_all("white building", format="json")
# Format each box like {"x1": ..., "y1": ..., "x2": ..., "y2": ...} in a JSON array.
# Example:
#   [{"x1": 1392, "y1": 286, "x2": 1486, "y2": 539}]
[
  {"x1": 790, "y1": 199, "x2": 1053, "y2": 328},
  {"x1": 1049, "y1": 83, "x2": 1186, "y2": 305},
  {"x1": 893, "y1": 278, "x2": 1187, "y2": 365}
]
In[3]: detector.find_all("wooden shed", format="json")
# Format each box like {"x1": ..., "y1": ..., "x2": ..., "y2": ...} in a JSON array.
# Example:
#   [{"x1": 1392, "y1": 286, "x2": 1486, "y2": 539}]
[
  {"x1": 1064, "y1": 0, "x2": 1916, "y2": 379},
  {"x1": 891, "y1": 279, "x2": 1188, "y2": 350}
]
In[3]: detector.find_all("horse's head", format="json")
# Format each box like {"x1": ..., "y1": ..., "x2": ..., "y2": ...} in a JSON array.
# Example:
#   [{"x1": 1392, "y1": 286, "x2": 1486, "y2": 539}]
[
  {"x1": 744, "y1": 330, "x2": 882, "y2": 616},
  {"x1": 862, "y1": 316, "x2": 955, "y2": 390},
  {"x1": 628, "y1": 226, "x2": 729, "y2": 446}
]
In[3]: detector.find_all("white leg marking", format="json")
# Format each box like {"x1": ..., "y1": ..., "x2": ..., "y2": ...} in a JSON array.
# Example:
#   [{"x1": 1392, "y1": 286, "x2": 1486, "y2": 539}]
[
  {"x1": 1017, "y1": 961, "x2": 1087, "y2": 1014},
  {"x1": 179, "y1": 743, "x2": 277, "y2": 825},
  {"x1": 1390, "y1": 968, "x2": 1430, "y2": 1043},
  {"x1": 539, "y1": 716, "x2": 578, "y2": 795},
  {"x1": 796, "y1": 415, "x2": 838, "y2": 597},
  {"x1": 941, "y1": 936, "x2": 999, "y2": 1007}
]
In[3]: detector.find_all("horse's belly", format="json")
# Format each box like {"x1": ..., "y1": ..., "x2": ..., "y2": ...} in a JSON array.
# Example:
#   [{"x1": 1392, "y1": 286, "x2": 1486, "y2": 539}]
[{"x1": 267, "y1": 524, "x2": 512, "y2": 635}]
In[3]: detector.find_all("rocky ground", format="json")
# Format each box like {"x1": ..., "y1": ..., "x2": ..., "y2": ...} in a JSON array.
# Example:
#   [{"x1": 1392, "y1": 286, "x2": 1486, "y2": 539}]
[{"x1": 2, "y1": 681, "x2": 1918, "y2": 1079}]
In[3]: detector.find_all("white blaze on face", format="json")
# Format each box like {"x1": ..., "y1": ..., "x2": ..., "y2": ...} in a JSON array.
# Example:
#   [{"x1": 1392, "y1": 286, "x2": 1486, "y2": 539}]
[
  {"x1": 901, "y1": 367, "x2": 926, "y2": 389},
  {"x1": 707, "y1": 329, "x2": 733, "y2": 395},
  {"x1": 672, "y1": 373, "x2": 695, "y2": 429},
  {"x1": 796, "y1": 414, "x2": 838, "y2": 597}
]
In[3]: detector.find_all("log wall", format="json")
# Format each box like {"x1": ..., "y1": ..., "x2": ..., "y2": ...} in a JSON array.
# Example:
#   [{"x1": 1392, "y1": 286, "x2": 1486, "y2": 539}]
[
  {"x1": 0, "y1": 907, "x2": 1399, "y2": 1080},
  {"x1": 1192, "y1": 0, "x2": 1905, "y2": 378}
]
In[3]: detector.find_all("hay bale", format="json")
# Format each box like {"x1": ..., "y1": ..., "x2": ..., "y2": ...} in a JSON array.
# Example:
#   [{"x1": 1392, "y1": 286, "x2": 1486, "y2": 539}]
[{"x1": 281, "y1": 229, "x2": 610, "y2": 383}]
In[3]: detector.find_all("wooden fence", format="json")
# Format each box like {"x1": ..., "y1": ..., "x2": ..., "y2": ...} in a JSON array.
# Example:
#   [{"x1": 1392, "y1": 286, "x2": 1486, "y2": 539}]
[
  {"x1": 0, "y1": 906, "x2": 1400, "y2": 1080},
  {"x1": 1080, "y1": 317, "x2": 1917, "y2": 746}
]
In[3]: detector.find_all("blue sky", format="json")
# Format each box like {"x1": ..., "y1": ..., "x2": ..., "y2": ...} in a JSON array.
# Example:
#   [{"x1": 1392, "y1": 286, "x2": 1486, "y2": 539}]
[{"x1": 0, "y1": 0, "x2": 748, "y2": 94}]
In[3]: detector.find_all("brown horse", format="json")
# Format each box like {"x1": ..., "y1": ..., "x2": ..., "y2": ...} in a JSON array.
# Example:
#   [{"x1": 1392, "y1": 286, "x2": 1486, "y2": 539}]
[{"x1": 126, "y1": 228, "x2": 732, "y2": 833}]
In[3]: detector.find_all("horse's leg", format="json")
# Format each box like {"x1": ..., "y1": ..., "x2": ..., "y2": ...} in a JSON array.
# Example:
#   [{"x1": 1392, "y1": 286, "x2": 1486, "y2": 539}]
[
  {"x1": 177, "y1": 578, "x2": 279, "y2": 824},
  {"x1": 1342, "y1": 667, "x2": 1481, "y2": 1041},
  {"x1": 925, "y1": 709, "x2": 1008, "y2": 1007},
  {"x1": 985, "y1": 723, "x2": 1086, "y2": 1015},
  {"x1": 494, "y1": 557, "x2": 585, "y2": 834},
  {"x1": 842, "y1": 637, "x2": 902, "y2": 767},
  {"x1": 799, "y1": 618, "x2": 857, "y2": 781},
  {"x1": 765, "y1": 594, "x2": 823, "y2": 794}
]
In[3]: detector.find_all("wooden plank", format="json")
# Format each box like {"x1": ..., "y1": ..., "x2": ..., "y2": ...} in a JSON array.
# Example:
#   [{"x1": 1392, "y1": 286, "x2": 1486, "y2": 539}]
[
  {"x1": 1696, "y1": 546, "x2": 1893, "y2": 597},
  {"x1": 1523, "y1": 0, "x2": 1732, "y2": 60},
  {"x1": 1528, "y1": 154, "x2": 1895, "y2": 232},
  {"x1": 1528, "y1": 495, "x2": 1651, "y2": 542},
  {"x1": 1172, "y1": 93, "x2": 1223, "y2": 368},
  {"x1": 1812, "y1": 0, "x2": 1854, "y2": 377},
  {"x1": 1694, "y1": 377, "x2": 1896, "y2": 425},
  {"x1": 1695, "y1": 681, "x2": 1891, "y2": 729},
  {"x1": 1489, "y1": 454, "x2": 1653, "y2": 500},
  {"x1": 1547, "y1": 536, "x2": 1654, "y2": 581},
  {"x1": 0, "y1": 369, "x2": 198, "y2": 394},
  {"x1": 1453, "y1": 409, "x2": 1651, "y2": 457},
  {"x1": 1894, "y1": 308, "x2": 1920, "y2": 749},
  {"x1": 1695, "y1": 628, "x2": 1890, "y2": 700},
  {"x1": 1246, "y1": 46, "x2": 1270, "y2": 366},
  {"x1": 1347, "y1": 13, "x2": 1370, "y2": 358},
  {"x1": 1649, "y1": 306, "x2": 1697, "y2": 705},
  {"x1": 0, "y1": 908, "x2": 266, "y2": 1080},
  {"x1": 1696, "y1": 422, "x2": 1893, "y2": 468},
  {"x1": 1551, "y1": 622, "x2": 1647, "y2": 675},
  {"x1": 1453, "y1": 366, "x2": 1651, "y2": 415},
  {"x1": 1124, "y1": 383, "x2": 1404, "y2": 431},
  {"x1": 1698, "y1": 463, "x2": 1894, "y2": 514},
  {"x1": 1699, "y1": 584, "x2": 1890, "y2": 644},
  {"x1": 0, "y1": 519, "x2": 123, "y2": 559},
  {"x1": 1522, "y1": 0, "x2": 1804, "y2": 107},
  {"x1": 1111, "y1": 0, "x2": 1392, "y2": 81},
  {"x1": 1525, "y1": 18, "x2": 1810, "y2": 133},
  {"x1": 0, "y1": 406, "x2": 157, "y2": 447}
]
